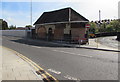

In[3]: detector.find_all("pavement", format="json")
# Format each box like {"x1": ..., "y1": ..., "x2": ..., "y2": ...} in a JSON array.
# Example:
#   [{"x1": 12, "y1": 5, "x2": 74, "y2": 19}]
[
  {"x1": 0, "y1": 46, "x2": 2, "y2": 82},
  {"x1": 0, "y1": 46, "x2": 43, "y2": 81},
  {"x1": 32, "y1": 36, "x2": 119, "y2": 52},
  {"x1": 50, "y1": 38, "x2": 119, "y2": 52}
]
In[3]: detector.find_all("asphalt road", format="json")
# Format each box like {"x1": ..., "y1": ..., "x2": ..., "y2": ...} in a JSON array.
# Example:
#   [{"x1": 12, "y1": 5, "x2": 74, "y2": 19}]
[
  {"x1": 98, "y1": 36, "x2": 119, "y2": 49},
  {"x1": 2, "y1": 36, "x2": 118, "y2": 81}
]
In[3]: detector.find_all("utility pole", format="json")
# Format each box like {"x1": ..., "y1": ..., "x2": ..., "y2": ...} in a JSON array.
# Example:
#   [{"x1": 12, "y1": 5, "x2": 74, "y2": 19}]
[
  {"x1": 31, "y1": 0, "x2": 32, "y2": 27},
  {"x1": 97, "y1": 10, "x2": 101, "y2": 48},
  {"x1": 99, "y1": 10, "x2": 101, "y2": 21},
  {"x1": 30, "y1": 0, "x2": 32, "y2": 38}
]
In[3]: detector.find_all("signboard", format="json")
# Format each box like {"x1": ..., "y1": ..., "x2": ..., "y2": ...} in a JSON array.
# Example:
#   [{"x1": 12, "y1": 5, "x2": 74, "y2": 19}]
[{"x1": 85, "y1": 24, "x2": 90, "y2": 28}]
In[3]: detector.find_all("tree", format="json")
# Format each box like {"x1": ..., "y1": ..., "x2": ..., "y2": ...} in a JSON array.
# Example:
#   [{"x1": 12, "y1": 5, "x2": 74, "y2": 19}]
[
  {"x1": 25, "y1": 25, "x2": 32, "y2": 27},
  {"x1": 89, "y1": 22, "x2": 98, "y2": 33},
  {"x1": 9, "y1": 25, "x2": 16, "y2": 30},
  {"x1": 106, "y1": 20, "x2": 120, "y2": 32},
  {"x1": 0, "y1": 19, "x2": 2, "y2": 30},
  {"x1": 2, "y1": 20, "x2": 9, "y2": 30},
  {"x1": 25, "y1": 25, "x2": 32, "y2": 30}
]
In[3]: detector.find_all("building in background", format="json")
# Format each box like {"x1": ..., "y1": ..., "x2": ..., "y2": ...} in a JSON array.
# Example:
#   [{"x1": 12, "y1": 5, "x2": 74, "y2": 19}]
[{"x1": 34, "y1": 7, "x2": 89, "y2": 43}]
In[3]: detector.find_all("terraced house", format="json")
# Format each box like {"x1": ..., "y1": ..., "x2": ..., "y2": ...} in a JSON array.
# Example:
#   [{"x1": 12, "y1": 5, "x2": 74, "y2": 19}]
[{"x1": 34, "y1": 7, "x2": 89, "y2": 43}]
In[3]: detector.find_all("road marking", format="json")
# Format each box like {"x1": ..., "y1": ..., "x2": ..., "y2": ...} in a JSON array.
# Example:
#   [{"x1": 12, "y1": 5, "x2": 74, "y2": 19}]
[
  {"x1": 64, "y1": 75, "x2": 80, "y2": 80},
  {"x1": 2, "y1": 46, "x2": 58, "y2": 82},
  {"x1": 53, "y1": 50, "x2": 93, "y2": 58},
  {"x1": 77, "y1": 54, "x2": 93, "y2": 58},
  {"x1": 48, "y1": 69, "x2": 61, "y2": 75},
  {"x1": 31, "y1": 46, "x2": 42, "y2": 48}
]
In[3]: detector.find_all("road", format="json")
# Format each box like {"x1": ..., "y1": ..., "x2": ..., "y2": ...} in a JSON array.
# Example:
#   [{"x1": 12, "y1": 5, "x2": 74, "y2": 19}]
[
  {"x1": 98, "y1": 36, "x2": 119, "y2": 49},
  {"x1": 2, "y1": 36, "x2": 118, "y2": 81}
]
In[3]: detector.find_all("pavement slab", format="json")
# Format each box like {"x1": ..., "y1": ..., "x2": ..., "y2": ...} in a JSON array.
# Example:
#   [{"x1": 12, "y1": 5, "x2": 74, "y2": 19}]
[
  {"x1": 0, "y1": 45, "x2": 2, "y2": 81},
  {"x1": 1, "y1": 46, "x2": 42, "y2": 80}
]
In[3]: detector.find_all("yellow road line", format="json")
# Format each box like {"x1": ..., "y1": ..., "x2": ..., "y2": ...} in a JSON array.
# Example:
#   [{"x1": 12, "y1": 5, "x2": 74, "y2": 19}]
[
  {"x1": 2, "y1": 46, "x2": 58, "y2": 82},
  {"x1": 16, "y1": 53, "x2": 48, "y2": 81},
  {"x1": 18, "y1": 53, "x2": 59, "y2": 82}
]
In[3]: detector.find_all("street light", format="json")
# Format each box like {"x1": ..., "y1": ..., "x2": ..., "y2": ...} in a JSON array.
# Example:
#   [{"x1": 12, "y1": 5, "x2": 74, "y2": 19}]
[{"x1": 30, "y1": 0, "x2": 32, "y2": 27}]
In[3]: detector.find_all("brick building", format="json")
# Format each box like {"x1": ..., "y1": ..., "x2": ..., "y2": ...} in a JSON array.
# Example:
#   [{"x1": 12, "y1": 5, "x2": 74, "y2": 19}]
[{"x1": 34, "y1": 7, "x2": 89, "y2": 43}]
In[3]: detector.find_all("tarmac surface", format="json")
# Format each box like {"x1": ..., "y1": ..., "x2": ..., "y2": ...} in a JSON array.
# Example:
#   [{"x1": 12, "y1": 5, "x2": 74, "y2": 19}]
[
  {"x1": 2, "y1": 36, "x2": 118, "y2": 81},
  {"x1": 98, "y1": 36, "x2": 119, "y2": 49}
]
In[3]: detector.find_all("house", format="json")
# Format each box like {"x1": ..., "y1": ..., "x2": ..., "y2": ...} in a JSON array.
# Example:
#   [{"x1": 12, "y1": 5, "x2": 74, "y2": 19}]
[
  {"x1": 34, "y1": 7, "x2": 89, "y2": 43},
  {"x1": 15, "y1": 27, "x2": 26, "y2": 30}
]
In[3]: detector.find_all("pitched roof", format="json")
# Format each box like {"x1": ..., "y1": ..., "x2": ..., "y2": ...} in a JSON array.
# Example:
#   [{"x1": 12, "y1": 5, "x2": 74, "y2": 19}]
[{"x1": 34, "y1": 7, "x2": 89, "y2": 25}]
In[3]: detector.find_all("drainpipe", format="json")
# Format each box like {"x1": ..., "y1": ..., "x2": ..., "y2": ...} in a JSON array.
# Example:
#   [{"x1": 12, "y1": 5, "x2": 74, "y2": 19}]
[
  {"x1": 69, "y1": 7, "x2": 71, "y2": 22},
  {"x1": 69, "y1": 8, "x2": 71, "y2": 43}
]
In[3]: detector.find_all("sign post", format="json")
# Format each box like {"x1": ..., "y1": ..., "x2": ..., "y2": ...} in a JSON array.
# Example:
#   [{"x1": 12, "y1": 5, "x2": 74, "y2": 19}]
[{"x1": 85, "y1": 24, "x2": 90, "y2": 44}]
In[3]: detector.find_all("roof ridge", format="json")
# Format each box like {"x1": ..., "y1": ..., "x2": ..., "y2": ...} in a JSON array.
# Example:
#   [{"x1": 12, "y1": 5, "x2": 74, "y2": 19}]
[{"x1": 44, "y1": 7, "x2": 72, "y2": 13}]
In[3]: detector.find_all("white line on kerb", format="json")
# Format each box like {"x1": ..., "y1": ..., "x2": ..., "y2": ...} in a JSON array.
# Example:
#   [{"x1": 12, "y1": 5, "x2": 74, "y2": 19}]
[{"x1": 53, "y1": 50, "x2": 93, "y2": 58}]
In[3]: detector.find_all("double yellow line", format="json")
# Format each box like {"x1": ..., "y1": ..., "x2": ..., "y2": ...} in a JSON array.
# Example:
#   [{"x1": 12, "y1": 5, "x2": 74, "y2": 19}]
[{"x1": 2, "y1": 46, "x2": 59, "y2": 82}]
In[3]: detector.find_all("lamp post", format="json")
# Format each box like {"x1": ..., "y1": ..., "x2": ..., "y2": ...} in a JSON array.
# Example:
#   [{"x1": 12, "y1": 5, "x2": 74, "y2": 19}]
[
  {"x1": 31, "y1": 0, "x2": 32, "y2": 27},
  {"x1": 97, "y1": 10, "x2": 101, "y2": 48},
  {"x1": 30, "y1": 0, "x2": 32, "y2": 38}
]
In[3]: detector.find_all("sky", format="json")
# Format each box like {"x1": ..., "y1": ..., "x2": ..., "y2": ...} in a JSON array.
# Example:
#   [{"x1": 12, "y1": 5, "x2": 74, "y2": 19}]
[{"x1": 0, "y1": 0, "x2": 120, "y2": 27}]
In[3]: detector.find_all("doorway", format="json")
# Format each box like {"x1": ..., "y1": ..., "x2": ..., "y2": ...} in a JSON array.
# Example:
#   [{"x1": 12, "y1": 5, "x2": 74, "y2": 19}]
[{"x1": 48, "y1": 28, "x2": 53, "y2": 41}]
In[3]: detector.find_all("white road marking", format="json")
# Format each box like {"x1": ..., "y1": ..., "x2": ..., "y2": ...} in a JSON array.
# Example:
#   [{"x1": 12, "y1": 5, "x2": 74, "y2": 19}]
[
  {"x1": 31, "y1": 46, "x2": 42, "y2": 48},
  {"x1": 48, "y1": 69, "x2": 61, "y2": 75},
  {"x1": 53, "y1": 50, "x2": 93, "y2": 58},
  {"x1": 77, "y1": 54, "x2": 93, "y2": 58},
  {"x1": 64, "y1": 75, "x2": 79, "y2": 80}
]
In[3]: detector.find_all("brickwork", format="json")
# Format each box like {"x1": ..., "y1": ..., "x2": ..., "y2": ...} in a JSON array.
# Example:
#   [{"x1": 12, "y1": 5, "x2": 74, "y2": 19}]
[
  {"x1": 71, "y1": 27, "x2": 86, "y2": 41},
  {"x1": 37, "y1": 26, "x2": 46, "y2": 39},
  {"x1": 54, "y1": 28, "x2": 64, "y2": 40},
  {"x1": 36, "y1": 23, "x2": 86, "y2": 43}
]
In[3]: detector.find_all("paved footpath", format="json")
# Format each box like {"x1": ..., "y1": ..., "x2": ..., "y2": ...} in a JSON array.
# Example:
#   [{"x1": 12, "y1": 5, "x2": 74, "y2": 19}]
[
  {"x1": 0, "y1": 46, "x2": 2, "y2": 81},
  {"x1": 0, "y1": 46, "x2": 42, "y2": 80}
]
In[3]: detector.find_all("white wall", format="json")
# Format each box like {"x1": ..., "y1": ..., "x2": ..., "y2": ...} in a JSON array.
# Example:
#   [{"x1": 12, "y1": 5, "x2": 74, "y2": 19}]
[{"x1": 1, "y1": 30, "x2": 27, "y2": 37}]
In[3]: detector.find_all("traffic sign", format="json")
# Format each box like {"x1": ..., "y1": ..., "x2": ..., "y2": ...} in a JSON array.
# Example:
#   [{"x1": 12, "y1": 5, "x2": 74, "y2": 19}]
[{"x1": 85, "y1": 24, "x2": 90, "y2": 28}]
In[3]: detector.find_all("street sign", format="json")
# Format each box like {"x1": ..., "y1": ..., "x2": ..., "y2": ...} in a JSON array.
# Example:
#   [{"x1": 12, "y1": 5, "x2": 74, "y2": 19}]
[{"x1": 85, "y1": 24, "x2": 90, "y2": 28}]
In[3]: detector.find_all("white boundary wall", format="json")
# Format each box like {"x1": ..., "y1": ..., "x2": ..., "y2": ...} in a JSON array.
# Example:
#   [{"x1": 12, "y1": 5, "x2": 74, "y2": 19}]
[{"x1": 1, "y1": 30, "x2": 27, "y2": 37}]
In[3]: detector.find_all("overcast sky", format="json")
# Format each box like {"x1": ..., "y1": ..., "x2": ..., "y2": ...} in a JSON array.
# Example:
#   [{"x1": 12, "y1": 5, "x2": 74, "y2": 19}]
[{"x1": 1, "y1": 0, "x2": 120, "y2": 27}]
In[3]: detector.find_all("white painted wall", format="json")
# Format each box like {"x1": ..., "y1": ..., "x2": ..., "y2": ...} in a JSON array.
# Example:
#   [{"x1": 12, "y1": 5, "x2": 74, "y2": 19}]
[
  {"x1": 1, "y1": 30, "x2": 27, "y2": 37},
  {"x1": 64, "y1": 24, "x2": 70, "y2": 34}
]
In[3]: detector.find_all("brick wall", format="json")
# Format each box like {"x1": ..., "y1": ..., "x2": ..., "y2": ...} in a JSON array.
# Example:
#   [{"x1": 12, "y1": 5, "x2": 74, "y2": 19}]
[
  {"x1": 54, "y1": 28, "x2": 64, "y2": 40},
  {"x1": 71, "y1": 27, "x2": 86, "y2": 41},
  {"x1": 37, "y1": 26, "x2": 46, "y2": 39}
]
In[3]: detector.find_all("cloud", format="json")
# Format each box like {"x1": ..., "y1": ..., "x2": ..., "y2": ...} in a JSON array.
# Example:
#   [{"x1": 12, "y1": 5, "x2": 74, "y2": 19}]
[
  {"x1": 1, "y1": 0, "x2": 119, "y2": 27},
  {"x1": 68, "y1": 0, "x2": 119, "y2": 20}
]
